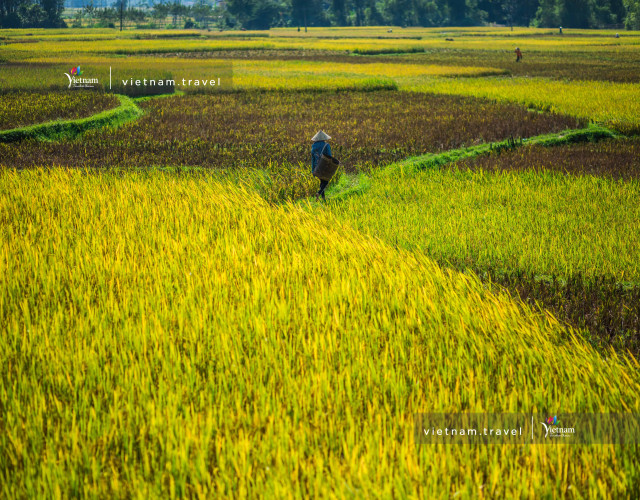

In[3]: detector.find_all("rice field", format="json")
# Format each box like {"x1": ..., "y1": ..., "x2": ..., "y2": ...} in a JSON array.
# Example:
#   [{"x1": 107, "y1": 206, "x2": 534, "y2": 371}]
[
  {"x1": 457, "y1": 137, "x2": 640, "y2": 180},
  {"x1": 3, "y1": 30, "x2": 640, "y2": 57},
  {"x1": 401, "y1": 76, "x2": 640, "y2": 134},
  {"x1": 2, "y1": 169, "x2": 640, "y2": 498},
  {"x1": 0, "y1": 57, "x2": 502, "y2": 94},
  {"x1": 0, "y1": 92, "x2": 119, "y2": 130},
  {"x1": 331, "y1": 166, "x2": 640, "y2": 282},
  {"x1": 326, "y1": 150, "x2": 640, "y2": 353},
  {"x1": 3, "y1": 29, "x2": 640, "y2": 132},
  {"x1": 0, "y1": 91, "x2": 581, "y2": 170},
  {"x1": 2, "y1": 26, "x2": 640, "y2": 499}
]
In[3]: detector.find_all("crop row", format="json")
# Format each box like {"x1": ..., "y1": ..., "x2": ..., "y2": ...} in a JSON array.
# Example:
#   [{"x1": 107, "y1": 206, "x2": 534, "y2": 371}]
[
  {"x1": 0, "y1": 91, "x2": 581, "y2": 171},
  {"x1": 398, "y1": 49, "x2": 640, "y2": 83},
  {"x1": 331, "y1": 166, "x2": 640, "y2": 282},
  {"x1": 270, "y1": 26, "x2": 640, "y2": 38},
  {"x1": 3, "y1": 26, "x2": 639, "y2": 42},
  {"x1": 450, "y1": 138, "x2": 640, "y2": 353},
  {"x1": 2, "y1": 58, "x2": 636, "y2": 135}
]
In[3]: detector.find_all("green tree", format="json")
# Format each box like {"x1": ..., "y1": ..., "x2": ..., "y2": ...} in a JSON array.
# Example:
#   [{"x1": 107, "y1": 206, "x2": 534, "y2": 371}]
[
  {"x1": 447, "y1": 0, "x2": 467, "y2": 24},
  {"x1": 83, "y1": 0, "x2": 95, "y2": 27},
  {"x1": 1, "y1": 0, "x2": 24, "y2": 27},
  {"x1": 478, "y1": 0, "x2": 506, "y2": 23},
  {"x1": 40, "y1": 0, "x2": 64, "y2": 27},
  {"x1": 445, "y1": 0, "x2": 485, "y2": 25},
  {"x1": 380, "y1": 0, "x2": 445, "y2": 27},
  {"x1": 1, "y1": 0, "x2": 64, "y2": 27},
  {"x1": 363, "y1": 0, "x2": 384, "y2": 24},
  {"x1": 503, "y1": 0, "x2": 541, "y2": 27},
  {"x1": 168, "y1": 1, "x2": 187, "y2": 26},
  {"x1": 384, "y1": 0, "x2": 413, "y2": 25},
  {"x1": 608, "y1": 0, "x2": 627, "y2": 23},
  {"x1": 535, "y1": 0, "x2": 560, "y2": 27},
  {"x1": 97, "y1": 7, "x2": 119, "y2": 27},
  {"x1": 332, "y1": 0, "x2": 347, "y2": 25},
  {"x1": 251, "y1": 0, "x2": 281, "y2": 29},
  {"x1": 191, "y1": 0, "x2": 214, "y2": 29},
  {"x1": 18, "y1": 1, "x2": 46, "y2": 26},
  {"x1": 624, "y1": 0, "x2": 640, "y2": 29},
  {"x1": 353, "y1": 0, "x2": 365, "y2": 25},
  {"x1": 151, "y1": 2, "x2": 170, "y2": 26},
  {"x1": 291, "y1": 0, "x2": 323, "y2": 29},
  {"x1": 226, "y1": 0, "x2": 251, "y2": 27},
  {"x1": 558, "y1": 0, "x2": 593, "y2": 28}
]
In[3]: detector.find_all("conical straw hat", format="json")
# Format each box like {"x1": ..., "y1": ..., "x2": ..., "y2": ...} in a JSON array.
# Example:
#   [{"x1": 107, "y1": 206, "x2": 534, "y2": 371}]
[{"x1": 311, "y1": 130, "x2": 331, "y2": 141}]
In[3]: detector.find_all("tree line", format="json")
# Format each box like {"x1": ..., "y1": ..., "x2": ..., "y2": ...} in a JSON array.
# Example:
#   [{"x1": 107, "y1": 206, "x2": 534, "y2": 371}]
[{"x1": 2, "y1": 0, "x2": 640, "y2": 30}]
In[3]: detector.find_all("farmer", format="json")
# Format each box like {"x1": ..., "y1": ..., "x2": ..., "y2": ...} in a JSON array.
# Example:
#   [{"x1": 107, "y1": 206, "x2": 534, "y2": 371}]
[
  {"x1": 515, "y1": 47, "x2": 523, "y2": 62},
  {"x1": 311, "y1": 130, "x2": 332, "y2": 201}
]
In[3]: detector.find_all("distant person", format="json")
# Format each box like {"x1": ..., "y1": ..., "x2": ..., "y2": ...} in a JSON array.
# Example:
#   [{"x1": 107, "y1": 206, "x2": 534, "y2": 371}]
[
  {"x1": 616, "y1": 33, "x2": 620, "y2": 38},
  {"x1": 311, "y1": 130, "x2": 332, "y2": 201},
  {"x1": 559, "y1": 26, "x2": 563, "y2": 35},
  {"x1": 515, "y1": 47, "x2": 523, "y2": 62}
]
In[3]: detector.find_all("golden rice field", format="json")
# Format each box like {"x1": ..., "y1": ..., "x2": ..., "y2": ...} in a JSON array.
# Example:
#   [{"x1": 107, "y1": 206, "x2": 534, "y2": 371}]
[
  {"x1": 2, "y1": 26, "x2": 640, "y2": 40},
  {"x1": 2, "y1": 27, "x2": 640, "y2": 498},
  {"x1": 0, "y1": 57, "x2": 502, "y2": 94},
  {"x1": 269, "y1": 26, "x2": 640, "y2": 39},
  {"x1": 2, "y1": 28, "x2": 640, "y2": 131},
  {"x1": 2, "y1": 169, "x2": 640, "y2": 498},
  {"x1": 401, "y1": 76, "x2": 640, "y2": 134},
  {"x1": 3, "y1": 28, "x2": 640, "y2": 55},
  {"x1": 330, "y1": 166, "x2": 640, "y2": 282}
]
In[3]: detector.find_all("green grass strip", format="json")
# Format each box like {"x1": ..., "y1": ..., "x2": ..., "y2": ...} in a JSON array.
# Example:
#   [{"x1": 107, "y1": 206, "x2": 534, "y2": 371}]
[{"x1": 0, "y1": 94, "x2": 142, "y2": 143}]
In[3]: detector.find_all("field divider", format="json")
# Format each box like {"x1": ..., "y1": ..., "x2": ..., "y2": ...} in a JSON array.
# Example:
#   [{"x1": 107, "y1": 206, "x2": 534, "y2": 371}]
[
  {"x1": 329, "y1": 124, "x2": 619, "y2": 201},
  {"x1": 0, "y1": 94, "x2": 143, "y2": 143}
]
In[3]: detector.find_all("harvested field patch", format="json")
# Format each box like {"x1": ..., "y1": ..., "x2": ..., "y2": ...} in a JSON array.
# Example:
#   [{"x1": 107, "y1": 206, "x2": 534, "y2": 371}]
[
  {"x1": 0, "y1": 91, "x2": 581, "y2": 170},
  {"x1": 0, "y1": 92, "x2": 119, "y2": 131},
  {"x1": 455, "y1": 138, "x2": 640, "y2": 180}
]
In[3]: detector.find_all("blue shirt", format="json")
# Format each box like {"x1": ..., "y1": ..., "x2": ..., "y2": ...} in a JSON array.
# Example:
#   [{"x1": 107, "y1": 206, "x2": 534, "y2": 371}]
[{"x1": 311, "y1": 141, "x2": 331, "y2": 172}]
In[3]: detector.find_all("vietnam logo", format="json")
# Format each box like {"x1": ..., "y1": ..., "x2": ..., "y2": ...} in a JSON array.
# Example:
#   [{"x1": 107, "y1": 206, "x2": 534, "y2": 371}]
[
  {"x1": 64, "y1": 65, "x2": 98, "y2": 89},
  {"x1": 540, "y1": 415, "x2": 575, "y2": 439}
]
